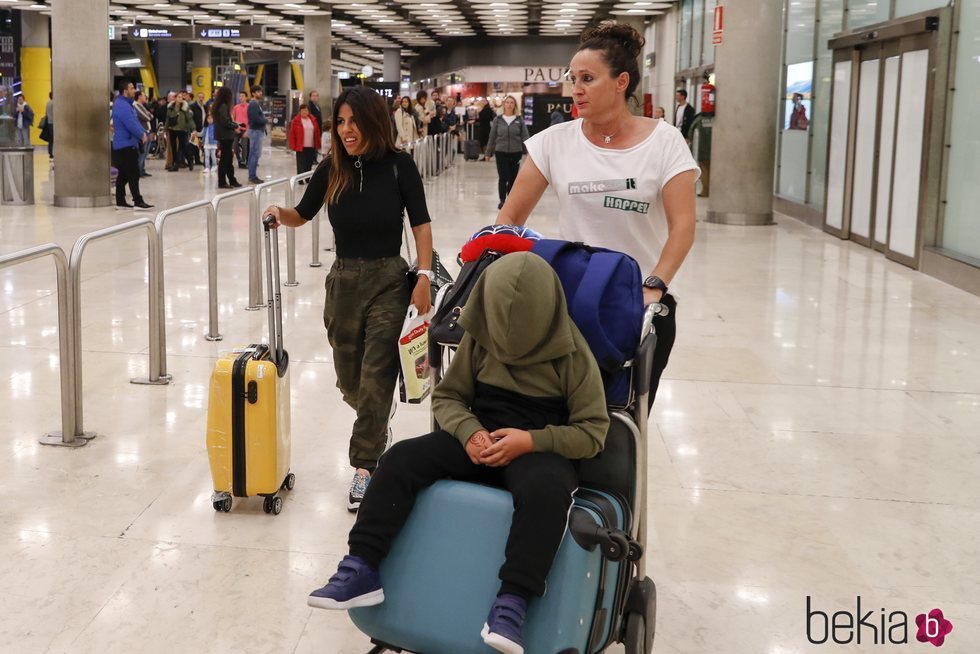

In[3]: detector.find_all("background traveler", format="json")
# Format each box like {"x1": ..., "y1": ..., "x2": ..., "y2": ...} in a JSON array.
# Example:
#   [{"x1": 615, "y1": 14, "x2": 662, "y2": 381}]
[
  {"x1": 484, "y1": 95, "x2": 530, "y2": 210},
  {"x1": 674, "y1": 89, "x2": 695, "y2": 141},
  {"x1": 211, "y1": 86, "x2": 242, "y2": 188},
  {"x1": 166, "y1": 91, "x2": 194, "y2": 172},
  {"x1": 14, "y1": 94, "x2": 33, "y2": 147},
  {"x1": 247, "y1": 85, "x2": 268, "y2": 183},
  {"x1": 393, "y1": 96, "x2": 418, "y2": 149},
  {"x1": 232, "y1": 90, "x2": 250, "y2": 169},
  {"x1": 111, "y1": 81, "x2": 153, "y2": 210},
  {"x1": 289, "y1": 103, "x2": 320, "y2": 179},
  {"x1": 133, "y1": 91, "x2": 154, "y2": 177}
]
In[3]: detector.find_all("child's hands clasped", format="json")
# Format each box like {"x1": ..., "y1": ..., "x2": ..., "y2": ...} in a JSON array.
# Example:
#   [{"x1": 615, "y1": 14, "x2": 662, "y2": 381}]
[
  {"x1": 480, "y1": 428, "x2": 534, "y2": 467},
  {"x1": 465, "y1": 430, "x2": 494, "y2": 465}
]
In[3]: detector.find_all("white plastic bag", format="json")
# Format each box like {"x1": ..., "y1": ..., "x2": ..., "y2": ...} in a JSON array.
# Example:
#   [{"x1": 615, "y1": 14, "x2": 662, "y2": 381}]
[{"x1": 397, "y1": 305, "x2": 432, "y2": 403}]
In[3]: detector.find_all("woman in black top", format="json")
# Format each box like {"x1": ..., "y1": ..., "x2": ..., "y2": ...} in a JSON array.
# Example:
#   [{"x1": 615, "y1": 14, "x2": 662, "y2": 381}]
[
  {"x1": 211, "y1": 86, "x2": 243, "y2": 188},
  {"x1": 264, "y1": 86, "x2": 434, "y2": 511}
]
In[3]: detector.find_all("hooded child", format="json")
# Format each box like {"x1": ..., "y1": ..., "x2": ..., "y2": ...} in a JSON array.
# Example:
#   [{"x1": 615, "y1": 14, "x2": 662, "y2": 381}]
[{"x1": 307, "y1": 252, "x2": 610, "y2": 654}]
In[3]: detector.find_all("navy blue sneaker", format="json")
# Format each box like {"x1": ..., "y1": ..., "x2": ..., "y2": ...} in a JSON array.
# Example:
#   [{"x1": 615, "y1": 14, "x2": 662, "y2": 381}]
[
  {"x1": 307, "y1": 555, "x2": 384, "y2": 610},
  {"x1": 481, "y1": 594, "x2": 527, "y2": 654}
]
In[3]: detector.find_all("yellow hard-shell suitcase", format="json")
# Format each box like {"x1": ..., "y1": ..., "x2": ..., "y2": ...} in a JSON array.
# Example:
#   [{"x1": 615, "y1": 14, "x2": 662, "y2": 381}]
[{"x1": 206, "y1": 218, "x2": 294, "y2": 514}]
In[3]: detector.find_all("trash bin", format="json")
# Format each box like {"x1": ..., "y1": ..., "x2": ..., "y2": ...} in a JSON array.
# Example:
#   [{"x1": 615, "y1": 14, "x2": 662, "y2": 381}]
[{"x1": 0, "y1": 147, "x2": 35, "y2": 205}]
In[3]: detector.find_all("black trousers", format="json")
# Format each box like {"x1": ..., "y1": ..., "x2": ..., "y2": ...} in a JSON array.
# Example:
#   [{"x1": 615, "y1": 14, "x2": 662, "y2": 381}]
[
  {"x1": 349, "y1": 431, "x2": 577, "y2": 599},
  {"x1": 494, "y1": 152, "x2": 522, "y2": 203},
  {"x1": 648, "y1": 293, "x2": 677, "y2": 409},
  {"x1": 168, "y1": 130, "x2": 189, "y2": 169},
  {"x1": 295, "y1": 147, "x2": 317, "y2": 175},
  {"x1": 217, "y1": 138, "x2": 238, "y2": 185},
  {"x1": 111, "y1": 145, "x2": 142, "y2": 205}
]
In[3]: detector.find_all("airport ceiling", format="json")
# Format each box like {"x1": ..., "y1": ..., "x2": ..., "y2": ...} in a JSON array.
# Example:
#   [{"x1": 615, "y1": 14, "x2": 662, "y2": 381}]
[{"x1": 6, "y1": 0, "x2": 674, "y2": 67}]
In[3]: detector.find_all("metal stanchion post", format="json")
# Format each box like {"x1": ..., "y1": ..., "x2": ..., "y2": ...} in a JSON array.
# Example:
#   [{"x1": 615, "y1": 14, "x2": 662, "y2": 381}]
[
  {"x1": 154, "y1": 199, "x2": 221, "y2": 345},
  {"x1": 0, "y1": 244, "x2": 92, "y2": 447},
  {"x1": 285, "y1": 171, "x2": 314, "y2": 285},
  {"x1": 250, "y1": 177, "x2": 289, "y2": 309},
  {"x1": 211, "y1": 186, "x2": 259, "y2": 311},
  {"x1": 68, "y1": 220, "x2": 169, "y2": 444}
]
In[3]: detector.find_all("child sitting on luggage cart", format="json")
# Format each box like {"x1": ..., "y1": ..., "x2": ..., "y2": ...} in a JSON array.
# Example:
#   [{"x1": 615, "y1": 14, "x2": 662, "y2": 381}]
[{"x1": 308, "y1": 252, "x2": 610, "y2": 654}]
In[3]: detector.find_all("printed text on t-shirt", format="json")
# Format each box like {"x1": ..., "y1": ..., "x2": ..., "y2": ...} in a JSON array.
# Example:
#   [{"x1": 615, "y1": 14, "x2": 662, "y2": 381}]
[
  {"x1": 567, "y1": 178, "x2": 637, "y2": 194},
  {"x1": 603, "y1": 196, "x2": 650, "y2": 214}
]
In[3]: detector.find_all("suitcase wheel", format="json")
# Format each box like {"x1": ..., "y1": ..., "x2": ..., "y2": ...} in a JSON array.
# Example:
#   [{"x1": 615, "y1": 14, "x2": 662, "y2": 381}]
[
  {"x1": 212, "y1": 496, "x2": 232, "y2": 512},
  {"x1": 263, "y1": 495, "x2": 283, "y2": 515},
  {"x1": 281, "y1": 472, "x2": 296, "y2": 491}
]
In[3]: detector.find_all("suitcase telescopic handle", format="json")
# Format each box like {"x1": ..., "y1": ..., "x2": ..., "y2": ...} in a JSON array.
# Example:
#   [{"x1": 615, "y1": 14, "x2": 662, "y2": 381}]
[{"x1": 263, "y1": 215, "x2": 285, "y2": 366}]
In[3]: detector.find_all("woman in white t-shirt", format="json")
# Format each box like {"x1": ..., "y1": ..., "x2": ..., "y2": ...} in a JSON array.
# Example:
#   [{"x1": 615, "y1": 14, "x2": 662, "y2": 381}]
[{"x1": 496, "y1": 22, "x2": 699, "y2": 404}]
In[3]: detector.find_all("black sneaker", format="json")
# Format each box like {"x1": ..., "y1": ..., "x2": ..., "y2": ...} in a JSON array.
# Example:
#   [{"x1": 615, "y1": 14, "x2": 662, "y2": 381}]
[
  {"x1": 134, "y1": 201, "x2": 154, "y2": 211},
  {"x1": 115, "y1": 201, "x2": 133, "y2": 210},
  {"x1": 229, "y1": 180, "x2": 243, "y2": 188},
  {"x1": 348, "y1": 470, "x2": 371, "y2": 512}
]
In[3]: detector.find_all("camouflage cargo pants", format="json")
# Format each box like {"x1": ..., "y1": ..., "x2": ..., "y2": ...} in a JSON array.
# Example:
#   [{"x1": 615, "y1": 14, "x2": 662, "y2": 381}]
[{"x1": 323, "y1": 256, "x2": 410, "y2": 469}]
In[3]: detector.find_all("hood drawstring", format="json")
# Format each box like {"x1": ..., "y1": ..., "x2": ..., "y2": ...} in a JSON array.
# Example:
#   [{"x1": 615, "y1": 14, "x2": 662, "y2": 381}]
[{"x1": 354, "y1": 156, "x2": 363, "y2": 192}]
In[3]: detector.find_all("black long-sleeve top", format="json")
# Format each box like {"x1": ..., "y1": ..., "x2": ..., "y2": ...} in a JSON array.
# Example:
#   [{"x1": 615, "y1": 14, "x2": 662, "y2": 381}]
[{"x1": 294, "y1": 150, "x2": 431, "y2": 259}]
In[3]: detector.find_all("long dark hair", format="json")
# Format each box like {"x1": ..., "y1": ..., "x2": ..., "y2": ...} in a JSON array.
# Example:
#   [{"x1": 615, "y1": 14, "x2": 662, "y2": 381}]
[
  {"x1": 212, "y1": 86, "x2": 233, "y2": 116},
  {"x1": 578, "y1": 22, "x2": 645, "y2": 101},
  {"x1": 324, "y1": 86, "x2": 399, "y2": 205}
]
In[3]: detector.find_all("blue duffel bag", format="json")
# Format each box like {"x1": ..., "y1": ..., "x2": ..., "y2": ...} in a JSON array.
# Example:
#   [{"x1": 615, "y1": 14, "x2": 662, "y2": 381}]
[{"x1": 531, "y1": 240, "x2": 644, "y2": 407}]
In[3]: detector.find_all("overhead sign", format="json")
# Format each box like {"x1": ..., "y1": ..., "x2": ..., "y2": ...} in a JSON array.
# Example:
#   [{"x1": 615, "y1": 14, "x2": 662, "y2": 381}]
[
  {"x1": 0, "y1": 36, "x2": 14, "y2": 81},
  {"x1": 129, "y1": 25, "x2": 194, "y2": 40},
  {"x1": 712, "y1": 5, "x2": 724, "y2": 45},
  {"x1": 128, "y1": 24, "x2": 265, "y2": 40},
  {"x1": 449, "y1": 66, "x2": 570, "y2": 84},
  {"x1": 197, "y1": 25, "x2": 265, "y2": 40}
]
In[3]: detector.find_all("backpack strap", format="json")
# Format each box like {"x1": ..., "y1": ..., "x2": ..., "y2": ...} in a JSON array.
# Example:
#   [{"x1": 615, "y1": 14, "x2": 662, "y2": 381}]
[
  {"x1": 571, "y1": 252, "x2": 629, "y2": 370},
  {"x1": 531, "y1": 239, "x2": 574, "y2": 265}
]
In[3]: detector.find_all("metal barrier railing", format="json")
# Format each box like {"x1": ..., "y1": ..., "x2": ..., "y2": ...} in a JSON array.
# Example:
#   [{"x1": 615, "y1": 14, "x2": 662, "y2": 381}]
[
  {"x1": 69, "y1": 219, "x2": 167, "y2": 443},
  {"x1": 154, "y1": 200, "x2": 219, "y2": 350},
  {"x1": 212, "y1": 186, "x2": 258, "y2": 311},
  {"x1": 285, "y1": 170, "x2": 315, "y2": 286},
  {"x1": 250, "y1": 177, "x2": 290, "y2": 309},
  {"x1": 406, "y1": 133, "x2": 458, "y2": 181},
  {"x1": 0, "y1": 244, "x2": 93, "y2": 447}
]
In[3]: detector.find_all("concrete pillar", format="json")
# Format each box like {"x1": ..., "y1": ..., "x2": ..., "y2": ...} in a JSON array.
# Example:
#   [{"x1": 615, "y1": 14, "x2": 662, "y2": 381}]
[
  {"x1": 155, "y1": 42, "x2": 185, "y2": 93},
  {"x1": 277, "y1": 54, "x2": 292, "y2": 96},
  {"x1": 706, "y1": 0, "x2": 782, "y2": 225},
  {"x1": 51, "y1": 0, "x2": 110, "y2": 207},
  {"x1": 303, "y1": 13, "x2": 332, "y2": 114},
  {"x1": 383, "y1": 48, "x2": 400, "y2": 83},
  {"x1": 21, "y1": 10, "x2": 49, "y2": 46},
  {"x1": 653, "y1": 10, "x2": 679, "y2": 111},
  {"x1": 191, "y1": 44, "x2": 212, "y2": 101},
  {"x1": 620, "y1": 17, "x2": 647, "y2": 116}
]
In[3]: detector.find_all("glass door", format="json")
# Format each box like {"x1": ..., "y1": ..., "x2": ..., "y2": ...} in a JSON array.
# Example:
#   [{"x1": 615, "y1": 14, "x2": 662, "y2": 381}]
[{"x1": 825, "y1": 25, "x2": 941, "y2": 269}]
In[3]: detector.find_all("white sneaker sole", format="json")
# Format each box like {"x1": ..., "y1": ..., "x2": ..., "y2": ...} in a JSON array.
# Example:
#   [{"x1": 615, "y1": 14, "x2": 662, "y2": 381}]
[
  {"x1": 307, "y1": 588, "x2": 384, "y2": 610},
  {"x1": 481, "y1": 623, "x2": 524, "y2": 654}
]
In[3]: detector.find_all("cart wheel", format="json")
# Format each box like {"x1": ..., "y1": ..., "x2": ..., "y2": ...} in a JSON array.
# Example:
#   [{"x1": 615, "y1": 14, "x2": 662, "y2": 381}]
[
  {"x1": 271, "y1": 496, "x2": 283, "y2": 515},
  {"x1": 282, "y1": 473, "x2": 296, "y2": 491},
  {"x1": 624, "y1": 612, "x2": 648, "y2": 654},
  {"x1": 221, "y1": 497, "x2": 232, "y2": 512},
  {"x1": 263, "y1": 497, "x2": 273, "y2": 514},
  {"x1": 212, "y1": 500, "x2": 223, "y2": 512}
]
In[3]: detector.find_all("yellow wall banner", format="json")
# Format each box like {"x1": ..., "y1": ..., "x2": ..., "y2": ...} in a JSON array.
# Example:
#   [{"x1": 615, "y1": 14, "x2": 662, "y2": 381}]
[
  {"x1": 20, "y1": 47, "x2": 51, "y2": 145},
  {"x1": 192, "y1": 67, "x2": 212, "y2": 101}
]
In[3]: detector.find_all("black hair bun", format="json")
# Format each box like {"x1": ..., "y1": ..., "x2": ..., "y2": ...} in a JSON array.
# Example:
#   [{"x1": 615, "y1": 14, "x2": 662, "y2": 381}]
[{"x1": 580, "y1": 22, "x2": 645, "y2": 59}]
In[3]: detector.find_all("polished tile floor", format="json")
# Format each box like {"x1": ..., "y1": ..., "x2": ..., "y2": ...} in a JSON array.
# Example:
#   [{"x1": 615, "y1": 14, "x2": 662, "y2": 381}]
[{"x1": 2, "y1": 145, "x2": 978, "y2": 653}]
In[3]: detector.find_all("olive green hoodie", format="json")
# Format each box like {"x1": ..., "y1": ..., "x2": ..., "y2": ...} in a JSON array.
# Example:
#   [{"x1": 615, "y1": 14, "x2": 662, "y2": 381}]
[{"x1": 431, "y1": 252, "x2": 610, "y2": 459}]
